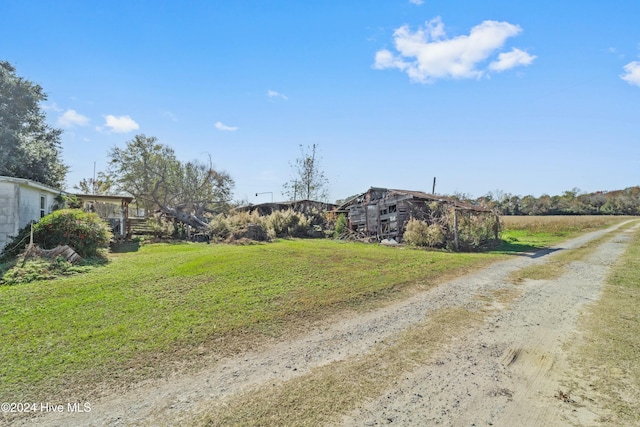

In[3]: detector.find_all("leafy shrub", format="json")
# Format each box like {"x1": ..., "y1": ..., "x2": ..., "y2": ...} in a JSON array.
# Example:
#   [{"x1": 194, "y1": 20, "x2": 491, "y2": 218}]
[
  {"x1": 404, "y1": 218, "x2": 446, "y2": 247},
  {"x1": 334, "y1": 213, "x2": 348, "y2": 237},
  {"x1": 456, "y1": 212, "x2": 500, "y2": 250},
  {"x1": 1, "y1": 209, "x2": 112, "y2": 260},
  {"x1": 35, "y1": 209, "x2": 112, "y2": 257}
]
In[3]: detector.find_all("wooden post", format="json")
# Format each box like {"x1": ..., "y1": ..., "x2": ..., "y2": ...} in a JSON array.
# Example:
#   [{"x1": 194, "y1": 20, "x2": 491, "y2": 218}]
[
  {"x1": 376, "y1": 203, "x2": 381, "y2": 239},
  {"x1": 453, "y1": 208, "x2": 460, "y2": 251},
  {"x1": 364, "y1": 204, "x2": 369, "y2": 236},
  {"x1": 28, "y1": 223, "x2": 34, "y2": 251}
]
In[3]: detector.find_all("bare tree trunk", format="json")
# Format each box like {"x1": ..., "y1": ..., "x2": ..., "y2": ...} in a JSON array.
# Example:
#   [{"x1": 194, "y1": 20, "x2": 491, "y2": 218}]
[{"x1": 160, "y1": 206, "x2": 209, "y2": 230}]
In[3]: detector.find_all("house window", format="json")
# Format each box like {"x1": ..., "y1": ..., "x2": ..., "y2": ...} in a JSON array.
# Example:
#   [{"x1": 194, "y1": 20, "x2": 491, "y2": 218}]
[{"x1": 40, "y1": 195, "x2": 46, "y2": 218}]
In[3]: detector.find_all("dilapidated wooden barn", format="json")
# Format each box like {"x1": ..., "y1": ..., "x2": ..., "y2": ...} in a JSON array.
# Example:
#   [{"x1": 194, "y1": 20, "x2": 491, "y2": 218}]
[{"x1": 336, "y1": 187, "x2": 498, "y2": 249}]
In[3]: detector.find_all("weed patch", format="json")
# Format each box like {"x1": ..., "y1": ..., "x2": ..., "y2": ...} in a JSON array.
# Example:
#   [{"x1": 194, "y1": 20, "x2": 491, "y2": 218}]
[{"x1": 0, "y1": 255, "x2": 107, "y2": 285}]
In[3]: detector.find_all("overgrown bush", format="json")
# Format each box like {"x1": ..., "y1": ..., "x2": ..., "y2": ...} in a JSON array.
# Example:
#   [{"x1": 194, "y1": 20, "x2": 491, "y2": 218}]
[
  {"x1": 334, "y1": 213, "x2": 348, "y2": 237},
  {"x1": 1, "y1": 209, "x2": 112, "y2": 260},
  {"x1": 264, "y1": 209, "x2": 310, "y2": 238},
  {"x1": 36, "y1": 209, "x2": 112, "y2": 257},
  {"x1": 226, "y1": 210, "x2": 263, "y2": 230},
  {"x1": 456, "y1": 212, "x2": 500, "y2": 250},
  {"x1": 207, "y1": 208, "x2": 319, "y2": 241},
  {"x1": 146, "y1": 217, "x2": 174, "y2": 238},
  {"x1": 227, "y1": 223, "x2": 269, "y2": 242},
  {"x1": 403, "y1": 218, "x2": 446, "y2": 247},
  {"x1": 403, "y1": 209, "x2": 499, "y2": 250},
  {"x1": 208, "y1": 214, "x2": 231, "y2": 239}
]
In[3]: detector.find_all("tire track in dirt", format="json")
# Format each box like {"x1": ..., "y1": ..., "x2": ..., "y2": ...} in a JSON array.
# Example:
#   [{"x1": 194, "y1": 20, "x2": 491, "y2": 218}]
[
  {"x1": 10, "y1": 221, "x2": 635, "y2": 426},
  {"x1": 342, "y1": 222, "x2": 638, "y2": 427}
]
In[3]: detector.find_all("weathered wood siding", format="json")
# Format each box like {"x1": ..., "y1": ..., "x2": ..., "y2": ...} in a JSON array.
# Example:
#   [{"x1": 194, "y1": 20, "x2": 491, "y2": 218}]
[{"x1": 346, "y1": 193, "x2": 416, "y2": 240}]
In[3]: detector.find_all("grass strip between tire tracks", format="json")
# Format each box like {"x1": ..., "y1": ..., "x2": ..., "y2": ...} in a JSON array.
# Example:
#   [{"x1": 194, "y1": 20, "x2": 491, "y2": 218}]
[
  {"x1": 508, "y1": 220, "x2": 638, "y2": 283},
  {"x1": 198, "y1": 290, "x2": 520, "y2": 427}
]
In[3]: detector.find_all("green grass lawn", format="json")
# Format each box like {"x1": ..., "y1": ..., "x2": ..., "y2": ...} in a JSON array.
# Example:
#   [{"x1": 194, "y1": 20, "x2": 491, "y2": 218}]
[
  {"x1": 496, "y1": 215, "x2": 629, "y2": 253},
  {"x1": 0, "y1": 216, "x2": 630, "y2": 403},
  {"x1": 0, "y1": 239, "x2": 497, "y2": 402}
]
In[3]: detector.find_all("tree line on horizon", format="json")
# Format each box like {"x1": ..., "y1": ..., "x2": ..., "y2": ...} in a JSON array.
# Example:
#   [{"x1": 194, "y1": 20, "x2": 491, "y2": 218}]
[{"x1": 471, "y1": 187, "x2": 640, "y2": 216}]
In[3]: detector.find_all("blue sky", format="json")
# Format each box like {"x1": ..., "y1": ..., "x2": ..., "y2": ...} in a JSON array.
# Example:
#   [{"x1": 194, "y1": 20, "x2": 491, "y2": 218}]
[{"x1": 1, "y1": 0, "x2": 639, "y2": 203}]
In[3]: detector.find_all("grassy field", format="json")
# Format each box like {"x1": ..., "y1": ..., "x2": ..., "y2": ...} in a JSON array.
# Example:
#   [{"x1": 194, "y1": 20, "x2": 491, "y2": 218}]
[
  {"x1": 0, "y1": 215, "x2": 630, "y2": 404},
  {"x1": 508, "y1": 219, "x2": 637, "y2": 283},
  {"x1": 499, "y1": 215, "x2": 626, "y2": 252}
]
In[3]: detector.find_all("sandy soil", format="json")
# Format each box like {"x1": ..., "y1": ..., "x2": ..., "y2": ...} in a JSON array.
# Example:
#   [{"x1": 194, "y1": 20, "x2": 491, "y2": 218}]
[{"x1": 9, "y1": 221, "x2": 636, "y2": 427}]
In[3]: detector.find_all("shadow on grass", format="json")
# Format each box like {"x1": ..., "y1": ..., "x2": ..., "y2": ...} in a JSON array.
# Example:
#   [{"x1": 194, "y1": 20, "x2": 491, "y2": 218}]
[
  {"x1": 81, "y1": 255, "x2": 110, "y2": 266},
  {"x1": 110, "y1": 238, "x2": 202, "y2": 253},
  {"x1": 491, "y1": 240, "x2": 562, "y2": 258},
  {"x1": 110, "y1": 240, "x2": 140, "y2": 253},
  {"x1": 0, "y1": 259, "x2": 17, "y2": 284}
]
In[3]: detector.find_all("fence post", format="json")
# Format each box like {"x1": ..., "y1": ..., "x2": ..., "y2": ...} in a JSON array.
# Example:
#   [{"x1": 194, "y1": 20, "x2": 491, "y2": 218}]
[{"x1": 453, "y1": 208, "x2": 460, "y2": 251}]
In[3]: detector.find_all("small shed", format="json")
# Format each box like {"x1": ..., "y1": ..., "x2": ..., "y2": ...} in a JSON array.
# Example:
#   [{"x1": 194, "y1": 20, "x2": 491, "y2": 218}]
[
  {"x1": 0, "y1": 175, "x2": 67, "y2": 251},
  {"x1": 75, "y1": 194, "x2": 134, "y2": 238},
  {"x1": 336, "y1": 187, "x2": 497, "y2": 248}
]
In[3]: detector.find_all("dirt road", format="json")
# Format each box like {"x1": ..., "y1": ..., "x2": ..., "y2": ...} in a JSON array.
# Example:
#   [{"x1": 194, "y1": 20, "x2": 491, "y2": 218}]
[{"x1": 12, "y1": 221, "x2": 637, "y2": 426}]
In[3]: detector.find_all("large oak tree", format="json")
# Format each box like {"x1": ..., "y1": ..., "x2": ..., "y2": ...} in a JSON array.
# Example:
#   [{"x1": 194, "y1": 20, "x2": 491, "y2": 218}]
[
  {"x1": 0, "y1": 60, "x2": 67, "y2": 187},
  {"x1": 108, "y1": 134, "x2": 233, "y2": 225}
]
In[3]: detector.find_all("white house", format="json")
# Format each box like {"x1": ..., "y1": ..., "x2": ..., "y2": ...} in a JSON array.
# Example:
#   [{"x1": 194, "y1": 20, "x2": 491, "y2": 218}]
[{"x1": 0, "y1": 175, "x2": 67, "y2": 251}]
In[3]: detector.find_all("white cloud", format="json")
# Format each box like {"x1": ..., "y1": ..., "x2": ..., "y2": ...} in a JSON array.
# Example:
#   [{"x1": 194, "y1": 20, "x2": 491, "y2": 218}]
[
  {"x1": 409, "y1": 0, "x2": 424, "y2": 5},
  {"x1": 58, "y1": 109, "x2": 90, "y2": 127},
  {"x1": 374, "y1": 17, "x2": 534, "y2": 83},
  {"x1": 267, "y1": 90, "x2": 288, "y2": 100},
  {"x1": 621, "y1": 61, "x2": 640, "y2": 87},
  {"x1": 489, "y1": 48, "x2": 536, "y2": 72},
  {"x1": 102, "y1": 115, "x2": 140, "y2": 133},
  {"x1": 214, "y1": 121, "x2": 239, "y2": 131}
]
